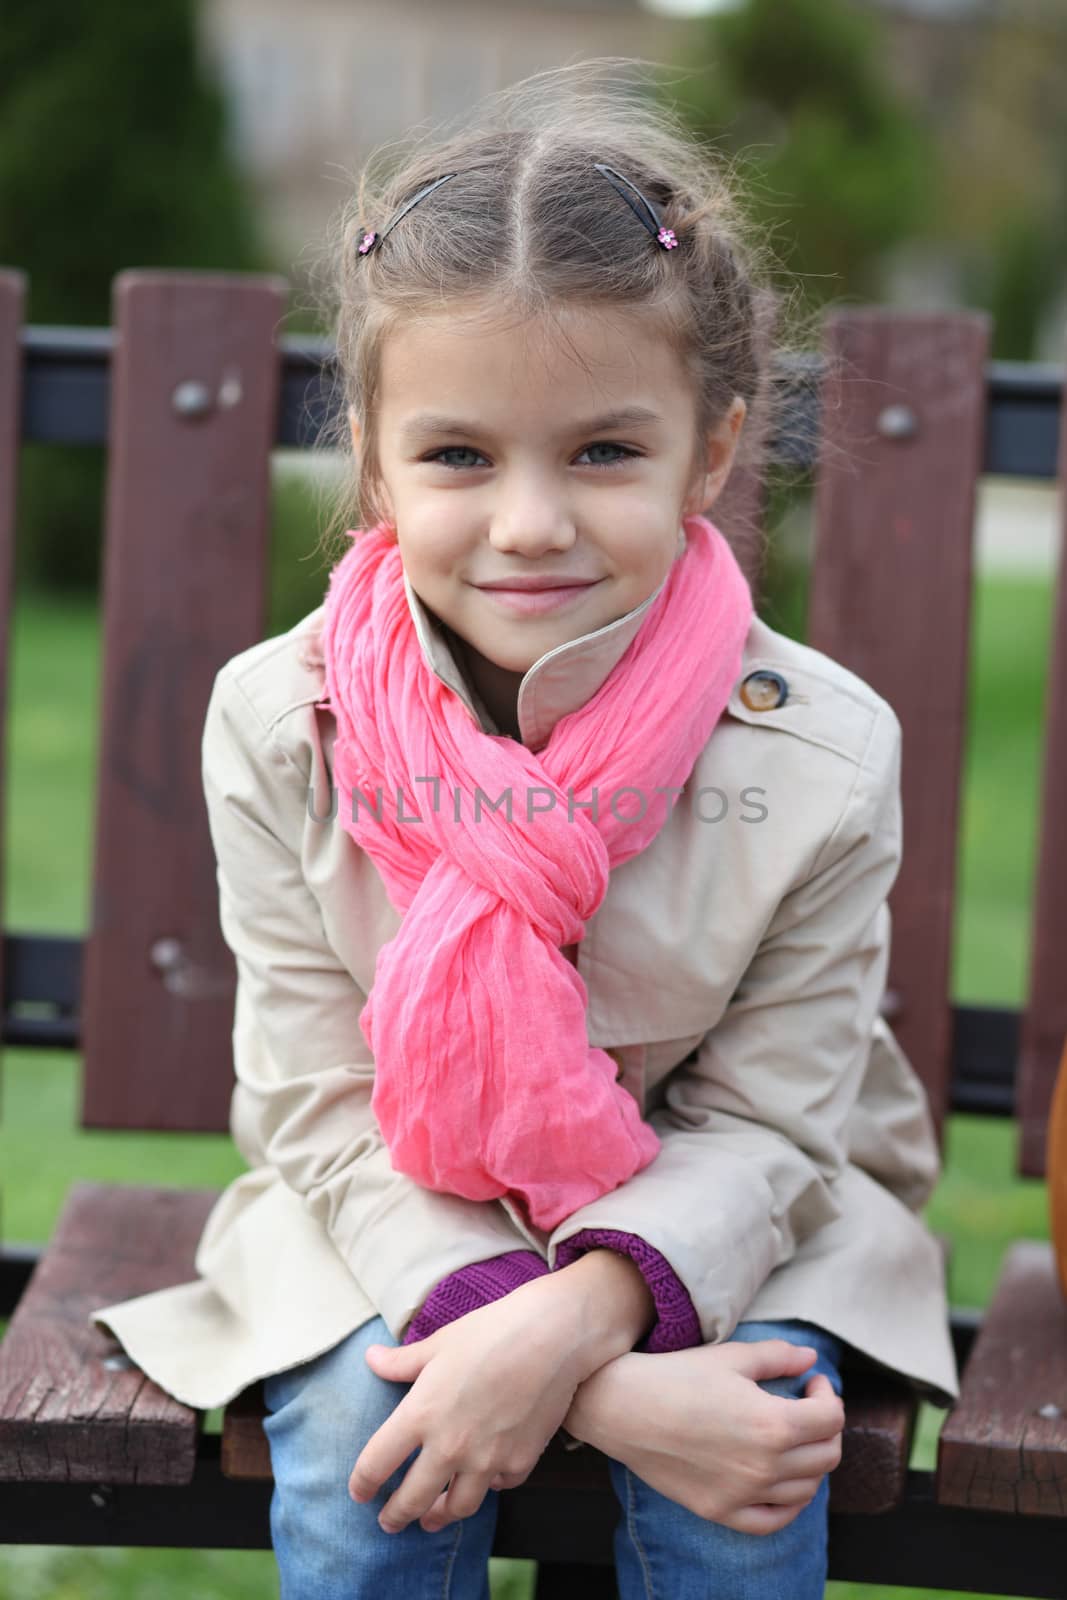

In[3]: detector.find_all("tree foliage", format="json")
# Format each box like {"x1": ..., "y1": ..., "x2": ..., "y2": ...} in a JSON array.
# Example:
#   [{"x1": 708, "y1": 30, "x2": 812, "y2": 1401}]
[
  {"x1": 0, "y1": 0, "x2": 272, "y2": 588},
  {"x1": 665, "y1": 0, "x2": 934, "y2": 310}
]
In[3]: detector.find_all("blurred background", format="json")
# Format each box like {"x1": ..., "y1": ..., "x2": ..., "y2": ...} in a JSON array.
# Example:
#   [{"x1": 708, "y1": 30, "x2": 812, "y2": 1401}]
[{"x1": 1, "y1": 1, "x2": 1064, "y2": 1595}]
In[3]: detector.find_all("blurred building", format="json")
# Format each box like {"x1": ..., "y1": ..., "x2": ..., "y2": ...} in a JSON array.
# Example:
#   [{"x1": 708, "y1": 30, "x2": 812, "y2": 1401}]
[
  {"x1": 198, "y1": 0, "x2": 1065, "y2": 355},
  {"x1": 198, "y1": 0, "x2": 696, "y2": 269}
]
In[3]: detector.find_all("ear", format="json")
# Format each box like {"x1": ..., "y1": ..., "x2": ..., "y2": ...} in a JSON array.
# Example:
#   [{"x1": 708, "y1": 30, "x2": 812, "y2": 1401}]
[{"x1": 683, "y1": 396, "x2": 746, "y2": 518}]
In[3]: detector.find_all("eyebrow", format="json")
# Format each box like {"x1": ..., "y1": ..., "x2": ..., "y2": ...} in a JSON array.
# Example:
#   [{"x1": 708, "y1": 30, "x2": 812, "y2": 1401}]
[{"x1": 397, "y1": 405, "x2": 665, "y2": 446}]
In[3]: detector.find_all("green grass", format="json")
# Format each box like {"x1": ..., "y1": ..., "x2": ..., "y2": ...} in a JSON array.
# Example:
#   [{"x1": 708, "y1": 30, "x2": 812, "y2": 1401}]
[{"x1": 0, "y1": 526, "x2": 1055, "y2": 1599}]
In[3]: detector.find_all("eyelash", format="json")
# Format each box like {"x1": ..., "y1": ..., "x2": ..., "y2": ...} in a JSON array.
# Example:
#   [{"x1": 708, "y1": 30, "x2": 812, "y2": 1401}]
[{"x1": 421, "y1": 442, "x2": 642, "y2": 471}]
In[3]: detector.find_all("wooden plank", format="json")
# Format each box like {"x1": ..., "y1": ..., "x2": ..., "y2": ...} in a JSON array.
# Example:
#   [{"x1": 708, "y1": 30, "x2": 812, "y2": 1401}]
[
  {"x1": 0, "y1": 1181, "x2": 220, "y2": 1484},
  {"x1": 220, "y1": 1380, "x2": 271, "y2": 1480},
  {"x1": 831, "y1": 1365, "x2": 916, "y2": 1514},
  {"x1": 808, "y1": 309, "x2": 990, "y2": 1143},
  {"x1": 80, "y1": 271, "x2": 288, "y2": 1133},
  {"x1": 222, "y1": 1357, "x2": 917, "y2": 1514},
  {"x1": 0, "y1": 270, "x2": 26, "y2": 1146},
  {"x1": 937, "y1": 1239, "x2": 1067, "y2": 1515},
  {"x1": 1016, "y1": 322, "x2": 1067, "y2": 1177}
]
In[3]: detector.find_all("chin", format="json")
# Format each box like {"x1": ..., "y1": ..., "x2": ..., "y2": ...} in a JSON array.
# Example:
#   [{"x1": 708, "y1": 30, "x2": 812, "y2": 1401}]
[{"x1": 477, "y1": 643, "x2": 543, "y2": 674}]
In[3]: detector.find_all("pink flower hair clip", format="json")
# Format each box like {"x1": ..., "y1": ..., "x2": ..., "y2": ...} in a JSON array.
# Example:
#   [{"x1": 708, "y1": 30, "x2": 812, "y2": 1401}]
[{"x1": 594, "y1": 164, "x2": 681, "y2": 254}]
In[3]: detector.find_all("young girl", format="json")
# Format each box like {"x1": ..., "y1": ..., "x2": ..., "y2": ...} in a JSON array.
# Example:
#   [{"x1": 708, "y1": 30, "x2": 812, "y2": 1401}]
[{"x1": 90, "y1": 58, "x2": 959, "y2": 1600}]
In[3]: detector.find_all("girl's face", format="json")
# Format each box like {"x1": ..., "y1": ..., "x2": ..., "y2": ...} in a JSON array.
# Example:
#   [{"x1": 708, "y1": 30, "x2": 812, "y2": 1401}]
[{"x1": 353, "y1": 304, "x2": 744, "y2": 733}]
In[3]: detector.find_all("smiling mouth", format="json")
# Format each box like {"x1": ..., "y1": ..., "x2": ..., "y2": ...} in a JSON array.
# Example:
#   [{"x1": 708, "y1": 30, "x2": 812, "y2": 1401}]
[
  {"x1": 474, "y1": 581, "x2": 604, "y2": 614},
  {"x1": 474, "y1": 579, "x2": 601, "y2": 592}
]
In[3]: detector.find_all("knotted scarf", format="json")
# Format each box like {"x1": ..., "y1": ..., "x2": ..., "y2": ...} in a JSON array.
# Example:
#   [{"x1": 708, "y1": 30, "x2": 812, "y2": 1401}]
[{"x1": 317, "y1": 512, "x2": 754, "y2": 1233}]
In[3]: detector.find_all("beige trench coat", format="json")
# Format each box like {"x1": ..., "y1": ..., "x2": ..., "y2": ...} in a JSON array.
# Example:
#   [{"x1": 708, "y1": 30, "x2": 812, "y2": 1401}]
[{"x1": 90, "y1": 561, "x2": 960, "y2": 1413}]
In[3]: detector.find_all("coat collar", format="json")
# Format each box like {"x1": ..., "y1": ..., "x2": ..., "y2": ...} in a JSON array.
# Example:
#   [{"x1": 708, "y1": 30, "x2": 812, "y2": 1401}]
[{"x1": 403, "y1": 533, "x2": 685, "y2": 752}]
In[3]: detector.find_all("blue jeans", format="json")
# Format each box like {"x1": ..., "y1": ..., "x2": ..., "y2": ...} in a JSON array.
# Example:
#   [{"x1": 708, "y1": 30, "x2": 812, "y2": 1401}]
[{"x1": 263, "y1": 1313, "x2": 844, "y2": 1600}]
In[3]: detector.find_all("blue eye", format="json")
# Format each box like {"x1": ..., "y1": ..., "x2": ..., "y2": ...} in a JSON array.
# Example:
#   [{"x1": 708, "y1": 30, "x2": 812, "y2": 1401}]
[
  {"x1": 425, "y1": 441, "x2": 643, "y2": 467},
  {"x1": 428, "y1": 448, "x2": 489, "y2": 470},
  {"x1": 579, "y1": 441, "x2": 639, "y2": 467}
]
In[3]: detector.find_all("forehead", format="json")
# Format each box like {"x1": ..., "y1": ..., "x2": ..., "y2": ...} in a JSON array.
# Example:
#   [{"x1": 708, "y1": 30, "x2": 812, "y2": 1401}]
[{"x1": 377, "y1": 302, "x2": 692, "y2": 428}]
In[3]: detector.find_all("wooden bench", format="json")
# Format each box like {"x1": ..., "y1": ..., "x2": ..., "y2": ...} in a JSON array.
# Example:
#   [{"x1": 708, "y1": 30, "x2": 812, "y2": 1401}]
[{"x1": 0, "y1": 269, "x2": 1065, "y2": 1597}]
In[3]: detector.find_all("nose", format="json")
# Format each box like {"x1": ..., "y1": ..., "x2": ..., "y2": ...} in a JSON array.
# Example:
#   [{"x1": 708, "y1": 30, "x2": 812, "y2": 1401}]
[{"x1": 488, "y1": 475, "x2": 577, "y2": 558}]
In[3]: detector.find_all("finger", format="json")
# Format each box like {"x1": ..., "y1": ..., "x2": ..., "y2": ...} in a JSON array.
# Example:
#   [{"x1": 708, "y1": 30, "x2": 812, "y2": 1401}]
[
  {"x1": 379, "y1": 1451, "x2": 456, "y2": 1533},
  {"x1": 727, "y1": 1500, "x2": 806, "y2": 1537},
  {"x1": 418, "y1": 1486, "x2": 453, "y2": 1533},
  {"x1": 439, "y1": 1470, "x2": 491, "y2": 1525},
  {"x1": 776, "y1": 1388, "x2": 844, "y2": 1446},
  {"x1": 728, "y1": 1340, "x2": 819, "y2": 1383},
  {"x1": 777, "y1": 1434, "x2": 843, "y2": 1480},
  {"x1": 489, "y1": 1469, "x2": 526, "y2": 1491},
  {"x1": 752, "y1": 1474, "x2": 825, "y2": 1507},
  {"x1": 421, "y1": 1468, "x2": 516, "y2": 1532},
  {"x1": 366, "y1": 1341, "x2": 432, "y2": 1380},
  {"x1": 349, "y1": 1412, "x2": 424, "y2": 1503},
  {"x1": 803, "y1": 1375, "x2": 846, "y2": 1434}
]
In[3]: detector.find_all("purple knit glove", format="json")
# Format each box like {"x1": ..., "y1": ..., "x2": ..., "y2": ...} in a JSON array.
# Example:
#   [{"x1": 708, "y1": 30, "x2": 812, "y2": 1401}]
[
  {"x1": 402, "y1": 1250, "x2": 549, "y2": 1344},
  {"x1": 552, "y1": 1228, "x2": 702, "y2": 1354}
]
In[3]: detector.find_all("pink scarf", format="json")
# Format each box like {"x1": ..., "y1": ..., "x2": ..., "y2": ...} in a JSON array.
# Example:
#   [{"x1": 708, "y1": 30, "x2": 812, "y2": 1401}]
[{"x1": 318, "y1": 512, "x2": 754, "y2": 1233}]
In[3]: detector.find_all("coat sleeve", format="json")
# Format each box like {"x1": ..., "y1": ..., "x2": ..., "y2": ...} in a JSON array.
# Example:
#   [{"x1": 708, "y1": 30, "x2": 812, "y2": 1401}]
[
  {"x1": 546, "y1": 701, "x2": 907, "y2": 1346},
  {"x1": 552, "y1": 1229, "x2": 701, "y2": 1352},
  {"x1": 401, "y1": 1250, "x2": 549, "y2": 1344},
  {"x1": 203, "y1": 663, "x2": 541, "y2": 1343}
]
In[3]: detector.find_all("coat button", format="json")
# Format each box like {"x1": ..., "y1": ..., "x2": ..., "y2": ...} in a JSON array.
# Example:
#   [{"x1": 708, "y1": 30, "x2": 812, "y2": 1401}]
[{"x1": 739, "y1": 670, "x2": 789, "y2": 712}]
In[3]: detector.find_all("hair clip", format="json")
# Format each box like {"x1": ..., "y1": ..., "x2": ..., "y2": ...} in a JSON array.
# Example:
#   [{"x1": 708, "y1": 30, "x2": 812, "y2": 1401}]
[
  {"x1": 355, "y1": 172, "x2": 459, "y2": 259},
  {"x1": 593, "y1": 163, "x2": 678, "y2": 250}
]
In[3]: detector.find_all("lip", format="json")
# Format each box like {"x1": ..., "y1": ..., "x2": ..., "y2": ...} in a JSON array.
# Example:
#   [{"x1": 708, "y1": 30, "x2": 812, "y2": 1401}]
[
  {"x1": 473, "y1": 580, "x2": 603, "y2": 615},
  {"x1": 474, "y1": 576, "x2": 602, "y2": 591}
]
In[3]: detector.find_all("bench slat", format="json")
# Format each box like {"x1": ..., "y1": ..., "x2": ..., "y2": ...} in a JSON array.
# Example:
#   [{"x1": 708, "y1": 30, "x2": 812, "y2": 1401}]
[
  {"x1": 220, "y1": 1378, "x2": 273, "y2": 1480},
  {"x1": 808, "y1": 308, "x2": 990, "y2": 1144},
  {"x1": 0, "y1": 1182, "x2": 219, "y2": 1484},
  {"x1": 1017, "y1": 323, "x2": 1067, "y2": 1177},
  {"x1": 831, "y1": 1367, "x2": 917, "y2": 1514},
  {"x1": 80, "y1": 271, "x2": 288, "y2": 1134},
  {"x1": 937, "y1": 1239, "x2": 1067, "y2": 1514}
]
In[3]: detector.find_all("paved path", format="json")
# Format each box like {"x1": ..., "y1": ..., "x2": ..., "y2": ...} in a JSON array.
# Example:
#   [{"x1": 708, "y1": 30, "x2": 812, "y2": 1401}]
[{"x1": 975, "y1": 481, "x2": 1059, "y2": 576}]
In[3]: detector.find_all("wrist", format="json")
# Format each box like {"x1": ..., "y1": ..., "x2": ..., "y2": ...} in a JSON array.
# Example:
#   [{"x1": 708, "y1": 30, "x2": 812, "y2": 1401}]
[
  {"x1": 562, "y1": 1350, "x2": 629, "y2": 1449},
  {"x1": 548, "y1": 1247, "x2": 656, "y2": 1373}
]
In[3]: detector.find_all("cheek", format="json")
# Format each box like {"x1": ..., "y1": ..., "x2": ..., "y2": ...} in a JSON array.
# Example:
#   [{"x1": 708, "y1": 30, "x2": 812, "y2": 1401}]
[
  {"x1": 394, "y1": 502, "x2": 460, "y2": 556},
  {"x1": 615, "y1": 529, "x2": 678, "y2": 585}
]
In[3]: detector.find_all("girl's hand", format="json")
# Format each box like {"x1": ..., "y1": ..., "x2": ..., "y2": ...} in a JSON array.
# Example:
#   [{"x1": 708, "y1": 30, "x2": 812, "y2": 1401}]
[
  {"x1": 347, "y1": 1271, "x2": 612, "y2": 1535},
  {"x1": 566, "y1": 1339, "x2": 845, "y2": 1536}
]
